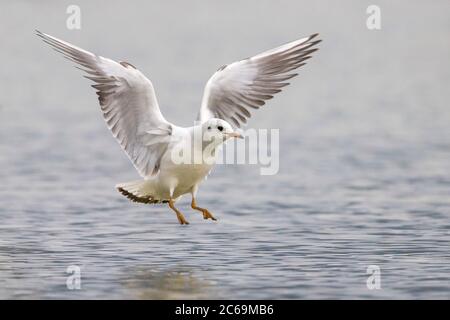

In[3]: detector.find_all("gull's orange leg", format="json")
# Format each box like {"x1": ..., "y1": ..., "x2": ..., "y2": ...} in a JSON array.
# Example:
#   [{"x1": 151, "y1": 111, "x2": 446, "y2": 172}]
[
  {"x1": 191, "y1": 198, "x2": 217, "y2": 221},
  {"x1": 168, "y1": 199, "x2": 189, "y2": 225}
]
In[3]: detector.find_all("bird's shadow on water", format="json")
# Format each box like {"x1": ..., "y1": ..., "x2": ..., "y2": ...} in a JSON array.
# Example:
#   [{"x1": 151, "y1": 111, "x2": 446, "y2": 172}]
[{"x1": 120, "y1": 265, "x2": 221, "y2": 299}]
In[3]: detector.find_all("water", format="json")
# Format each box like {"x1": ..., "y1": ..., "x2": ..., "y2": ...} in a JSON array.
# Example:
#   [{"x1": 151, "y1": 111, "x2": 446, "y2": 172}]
[{"x1": 0, "y1": 1, "x2": 449, "y2": 299}]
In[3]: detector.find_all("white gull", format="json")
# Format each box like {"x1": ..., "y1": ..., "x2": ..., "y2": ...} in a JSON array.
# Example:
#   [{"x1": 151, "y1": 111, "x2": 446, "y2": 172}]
[{"x1": 37, "y1": 30, "x2": 320, "y2": 224}]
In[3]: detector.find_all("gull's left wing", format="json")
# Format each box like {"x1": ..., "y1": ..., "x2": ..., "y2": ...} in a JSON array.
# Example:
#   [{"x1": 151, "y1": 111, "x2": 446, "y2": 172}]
[{"x1": 198, "y1": 34, "x2": 321, "y2": 128}]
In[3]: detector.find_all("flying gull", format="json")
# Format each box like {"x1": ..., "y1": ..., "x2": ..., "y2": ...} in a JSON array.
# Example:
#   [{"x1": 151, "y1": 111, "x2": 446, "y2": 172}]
[{"x1": 36, "y1": 30, "x2": 321, "y2": 225}]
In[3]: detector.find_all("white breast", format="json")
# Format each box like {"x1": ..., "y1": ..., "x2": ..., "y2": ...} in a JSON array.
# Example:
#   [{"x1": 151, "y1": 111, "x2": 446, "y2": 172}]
[{"x1": 153, "y1": 126, "x2": 216, "y2": 199}]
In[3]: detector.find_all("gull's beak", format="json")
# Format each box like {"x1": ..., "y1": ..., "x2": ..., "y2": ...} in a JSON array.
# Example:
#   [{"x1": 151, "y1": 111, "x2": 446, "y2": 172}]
[{"x1": 225, "y1": 132, "x2": 244, "y2": 139}]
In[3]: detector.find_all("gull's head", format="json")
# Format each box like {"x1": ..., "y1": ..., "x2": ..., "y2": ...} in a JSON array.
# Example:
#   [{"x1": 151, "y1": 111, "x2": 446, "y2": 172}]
[{"x1": 202, "y1": 118, "x2": 243, "y2": 143}]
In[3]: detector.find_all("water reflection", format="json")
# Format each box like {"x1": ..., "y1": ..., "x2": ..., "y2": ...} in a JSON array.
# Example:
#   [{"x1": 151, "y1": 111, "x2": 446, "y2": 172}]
[{"x1": 122, "y1": 266, "x2": 218, "y2": 299}]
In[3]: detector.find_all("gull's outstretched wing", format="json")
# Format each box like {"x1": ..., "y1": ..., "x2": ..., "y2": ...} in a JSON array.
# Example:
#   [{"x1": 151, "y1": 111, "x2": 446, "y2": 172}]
[
  {"x1": 37, "y1": 31, "x2": 172, "y2": 177},
  {"x1": 199, "y1": 34, "x2": 321, "y2": 128}
]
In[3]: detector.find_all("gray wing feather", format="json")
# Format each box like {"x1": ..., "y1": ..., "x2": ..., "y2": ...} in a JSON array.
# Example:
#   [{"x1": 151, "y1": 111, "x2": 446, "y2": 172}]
[
  {"x1": 37, "y1": 31, "x2": 172, "y2": 177},
  {"x1": 199, "y1": 34, "x2": 321, "y2": 128}
]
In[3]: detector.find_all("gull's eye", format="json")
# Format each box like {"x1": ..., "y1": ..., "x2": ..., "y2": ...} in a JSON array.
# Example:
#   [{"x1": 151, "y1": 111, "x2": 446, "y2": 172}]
[
  {"x1": 207, "y1": 126, "x2": 211, "y2": 130},
  {"x1": 217, "y1": 126, "x2": 224, "y2": 132}
]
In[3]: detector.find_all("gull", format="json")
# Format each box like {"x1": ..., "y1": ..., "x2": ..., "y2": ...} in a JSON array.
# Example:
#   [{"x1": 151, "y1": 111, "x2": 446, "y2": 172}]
[{"x1": 36, "y1": 30, "x2": 321, "y2": 225}]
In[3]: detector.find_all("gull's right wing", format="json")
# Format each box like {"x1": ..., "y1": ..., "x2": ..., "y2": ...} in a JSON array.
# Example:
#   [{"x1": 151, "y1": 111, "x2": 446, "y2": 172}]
[{"x1": 37, "y1": 31, "x2": 172, "y2": 177}]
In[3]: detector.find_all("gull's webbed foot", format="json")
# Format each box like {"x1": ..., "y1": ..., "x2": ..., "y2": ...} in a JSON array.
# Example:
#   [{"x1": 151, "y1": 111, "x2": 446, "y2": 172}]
[
  {"x1": 176, "y1": 211, "x2": 190, "y2": 225},
  {"x1": 201, "y1": 209, "x2": 217, "y2": 221},
  {"x1": 191, "y1": 198, "x2": 217, "y2": 221},
  {"x1": 168, "y1": 199, "x2": 189, "y2": 225}
]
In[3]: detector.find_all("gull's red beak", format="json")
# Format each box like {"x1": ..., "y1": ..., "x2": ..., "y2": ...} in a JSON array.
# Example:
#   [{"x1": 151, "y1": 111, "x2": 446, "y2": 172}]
[{"x1": 225, "y1": 132, "x2": 244, "y2": 139}]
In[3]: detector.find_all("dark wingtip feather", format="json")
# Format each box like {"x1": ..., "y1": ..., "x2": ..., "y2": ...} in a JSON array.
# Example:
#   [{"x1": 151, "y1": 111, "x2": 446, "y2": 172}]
[{"x1": 117, "y1": 187, "x2": 161, "y2": 204}]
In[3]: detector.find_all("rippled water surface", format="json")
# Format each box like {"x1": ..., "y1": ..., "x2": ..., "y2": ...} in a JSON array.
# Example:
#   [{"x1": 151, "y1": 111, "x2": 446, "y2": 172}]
[{"x1": 0, "y1": 1, "x2": 449, "y2": 299}]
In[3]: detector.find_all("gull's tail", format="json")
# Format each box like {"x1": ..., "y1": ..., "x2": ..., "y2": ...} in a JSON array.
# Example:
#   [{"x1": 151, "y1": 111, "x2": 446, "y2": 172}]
[{"x1": 116, "y1": 180, "x2": 167, "y2": 204}]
